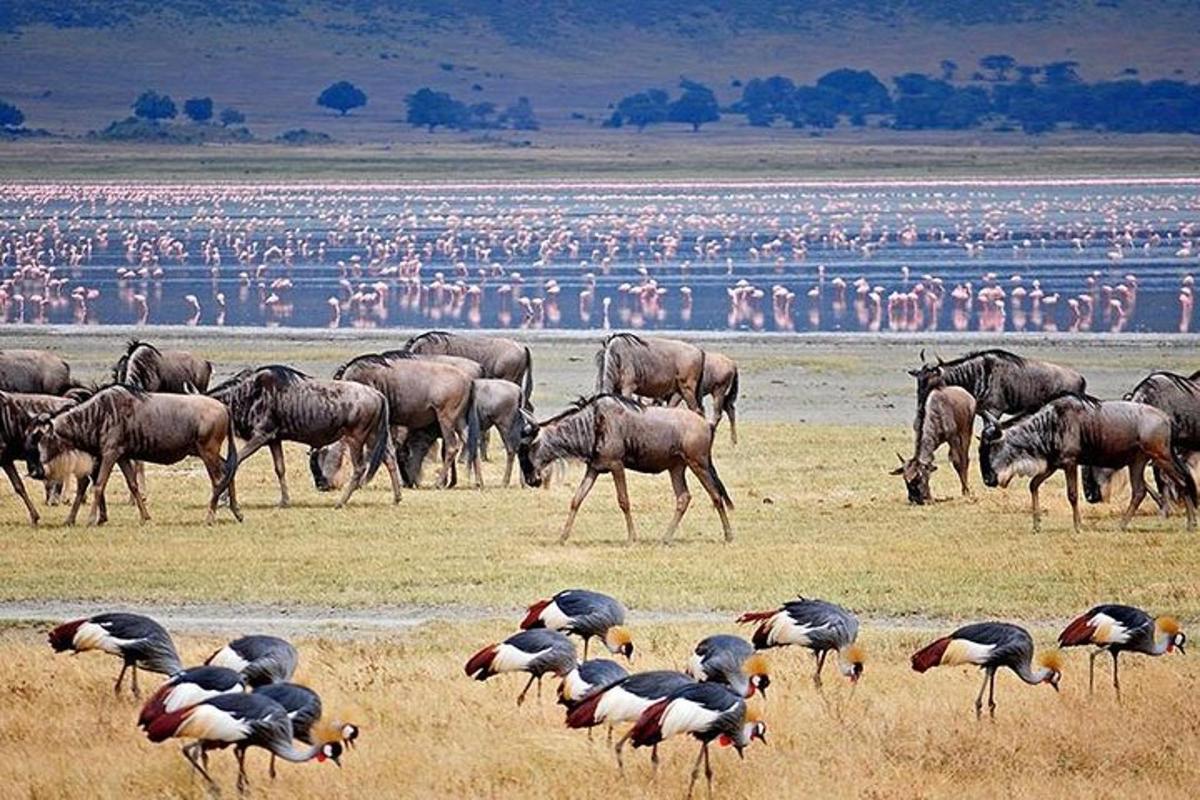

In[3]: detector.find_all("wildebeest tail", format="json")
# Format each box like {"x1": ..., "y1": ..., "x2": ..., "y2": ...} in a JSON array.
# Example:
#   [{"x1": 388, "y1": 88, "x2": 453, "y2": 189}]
[
  {"x1": 695, "y1": 348, "x2": 707, "y2": 415},
  {"x1": 706, "y1": 425, "x2": 733, "y2": 510},
  {"x1": 465, "y1": 381, "x2": 481, "y2": 470},
  {"x1": 522, "y1": 346, "x2": 534, "y2": 409},
  {"x1": 214, "y1": 409, "x2": 239, "y2": 497},
  {"x1": 726, "y1": 367, "x2": 739, "y2": 410},
  {"x1": 364, "y1": 395, "x2": 390, "y2": 484},
  {"x1": 1169, "y1": 441, "x2": 1198, "y2": 506}
]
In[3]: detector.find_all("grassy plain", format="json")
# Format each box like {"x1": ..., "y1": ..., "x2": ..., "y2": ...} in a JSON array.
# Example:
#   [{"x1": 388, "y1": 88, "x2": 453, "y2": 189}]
[{"x1": 2, "y1": 330, "x2": 1199, "y2": 798}]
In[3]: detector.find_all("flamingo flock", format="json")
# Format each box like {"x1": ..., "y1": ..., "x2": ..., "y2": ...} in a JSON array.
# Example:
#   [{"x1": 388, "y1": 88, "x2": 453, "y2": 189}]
[{"x1": 0, "y1": 182, "x2": 1197, "y2": 332}]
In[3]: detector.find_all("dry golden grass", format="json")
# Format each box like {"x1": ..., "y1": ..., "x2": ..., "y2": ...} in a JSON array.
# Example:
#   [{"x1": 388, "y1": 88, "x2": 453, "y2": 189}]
[
  {"x1": 1, "y1": 621, "x2": 1197, "y2": 800},
  {"x1": 2, "y1": 420, "x2": 1199, "y2": 619}
]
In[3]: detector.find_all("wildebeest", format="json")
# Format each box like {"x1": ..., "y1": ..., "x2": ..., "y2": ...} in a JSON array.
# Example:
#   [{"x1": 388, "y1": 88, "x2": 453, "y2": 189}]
[
  {"x1": 113, "y1": 341, "x2": 213, "y2": 392},
  {"x1": 0, "y1": 349, "x2": 78, "y2": 395},
  {"x1": 518, "y1": 394, "x2": 733, "y2": 543},
  {"x1": 667, "y1": 350, "x2": 740, "y2": 444},
  {"x1": 910, "y1": 349, "x2": 1086, "y2": 424},
  {"x1": 979, "y1": 393, "x2": 1197, "y2": 532},
  {"x1": 595, "y1": 333, "x2": 706, "y2": 413},
  {"x1": 1, "y1": 391, "x2": 100, "y2": 524},
  {"x1": 207, "y1": 365, "x2": 396, "y2": 508},
  {"x1": 1083, "y1": 371, "x2": 1200, "y2": 510},
  {"x1": 404, "y1": 331, "x2": 532, "y2": 408},
  {"x1": 320, "y1": 351, "x2": 478, "y2": 489},
  {"x1": 26, "y1": 385, "x2": 242, "y2": 526},
  {"x1": 892, "y1": 385, "x2": 976, "y2": 504}
]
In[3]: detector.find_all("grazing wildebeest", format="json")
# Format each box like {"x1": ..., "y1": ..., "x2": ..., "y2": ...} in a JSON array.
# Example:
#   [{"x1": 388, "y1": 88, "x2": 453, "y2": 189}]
[
  {"x1": 207, "y1": 365, "x2": 396, "y2": 508},
  {"x1": 404, "y1": 331, "x2": 533, "y2": 408},
  {"x1": 979, "y1": 393, "x2": 1197, "y2": 532},
  {"x1": 0, "y1": 391, "x2": 98, "y2": 524},
  {"x1": 114, "y1": 341, "x2": 213, "y2": 392},
  {"x1": 518, "y1": 394, "x2": 733, "y2": 543},
  {"x1": 667, "y1": 350, "x2": 740, "y2": 444},
  {"x1": 910, "y1": 349, "x2": 1086, "y2": 425},
  {"x1": 0, "y1": 350, "x2": 78, "y2": 395},
  {"x1": 595, "y1": 333, "x2": 706, "y2": 413},
  {"x1": 891, "y1": 385, "x2": 976, "y2": 504},
  {"x1": 26, "y1": 385, "x2": 241, "y2": 526},
  {"x1": 321, "y1": 351, "x2": 478, "y2": 489},
  {"x1": 415, "y1": 353, "x2": 485, "y2": 380},
  {"x1": 1083, "y1": 371, "x2": 1200, "y2": 510}
]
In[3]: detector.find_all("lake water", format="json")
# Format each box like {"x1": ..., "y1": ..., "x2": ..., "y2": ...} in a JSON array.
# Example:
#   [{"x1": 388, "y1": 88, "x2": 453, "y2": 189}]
[{"x1": 2, "y1": 180, "x2": 1198, "y2": 333}]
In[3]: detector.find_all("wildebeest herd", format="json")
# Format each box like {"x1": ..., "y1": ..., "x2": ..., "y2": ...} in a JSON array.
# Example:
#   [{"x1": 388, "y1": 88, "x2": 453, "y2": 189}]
[
  {"x1": 898, "y1": 348, "x2": 1200, "y2": 532},
  {"x1": 0, "y1": 332, "x2": 741, "y2": 541}
]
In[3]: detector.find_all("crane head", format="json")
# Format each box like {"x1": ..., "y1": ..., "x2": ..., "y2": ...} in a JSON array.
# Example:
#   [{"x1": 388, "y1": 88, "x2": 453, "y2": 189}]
[
  {"x1": 845, "y1": 644, "x2": 867, "y2": 683},
  {"x1": 1037, "y1": 650, "x2": 1064, "y2": 690},
  {"x1": 745, "y1": 654, "x2": 771, "y2": 699},
  {"x1": 604, "y1": 626, "x2": 634, "y2": 661},
  {"x1": 316, "y1": 741, "x2": 343, "y2": 767},
  {"x1": 1157, "y1": 617, "x2": 1186, "y2": 653}
]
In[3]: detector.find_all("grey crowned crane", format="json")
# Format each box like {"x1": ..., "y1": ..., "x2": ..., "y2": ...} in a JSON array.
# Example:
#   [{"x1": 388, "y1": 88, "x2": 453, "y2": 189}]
[
  {"x1": 464, "y1": 628, "x2": 578, "y2": 706},
  {"x1": 139, "y1": 666, "x2": 248, "y2": 729},
  {"x1": 911, "y1": 622, "x2": 1063, "y2": 719},
  {"x1": 144, "y1": 692, "x2": 342, "y2": 794},
  {"x1": 1058, "y1": 604, "x2": 1186, "y2": 698},
  {"x1": 521, "y1": 589, "x2": 633, "y2": 661},
  {"x1": 628, "y1": 682, "x2": 766, "y2": 799},
  {"x1": 253, "y1": 683, "x2": 360, "y2": 779},
  {"x1": 557, "y1": 658, "x2": 630, "y2": 710},
  {"x1": 737, "y1": 597, "x2": 865, "y2": 687},
  {"x1": 206, "y1": 635, "x2": 299, "y2": 687},
  {"x1": 564, "y1": 670, "x2": 695, "y2": 770},
  {"x1": 48, "y1": 612, "x2": 183, "y2": 697},
  {"x1": 686, "y1": 634, "x2": 770, "y2": 699}
]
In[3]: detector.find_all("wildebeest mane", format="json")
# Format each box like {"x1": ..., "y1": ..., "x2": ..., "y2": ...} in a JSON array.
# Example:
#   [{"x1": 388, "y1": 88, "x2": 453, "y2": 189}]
[
  {"x1": 945, "y1": 349, "x2": 1026, "y2": 367},
  {"x1": 538, "y1": 393, "x2": 642, "y2": 426},
  {"x1": 333, "y1": 352, "x2": 391, "y2": 379},
  {"x1": 1126, "y1": 371, "x2": 1199, "y2": 402},
  {"x1": 996, "y1": 391, "x2": 1102, "y2": 430},
  {"x1": 378, "y1": 349, "x2": 419, "y2": 362},
  {"x1": 405, "y1": 330, "x2": 453, "y2": 349},
  {"x1": 124, "y1": 339, "x2": 161, "y2": 357},
  {"x1": 207, "y1": 367, "x2": 258, "y2": 395},
  {"x1": 258, "y1": 364, "x2": 310, "y2": 385}
]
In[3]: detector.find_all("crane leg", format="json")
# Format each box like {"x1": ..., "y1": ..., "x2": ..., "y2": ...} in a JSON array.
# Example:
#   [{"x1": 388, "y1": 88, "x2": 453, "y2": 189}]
[
  {"x1": 686, "y1": 743, "x2": 705, "y2": 800},
  {"x1": 235, "y1": 747, "x2": 249, "y2": 795},
  {"x1": 614, "y1": 730, "x2": 630, "y2": 772},
  {"x1": 1088, "y1": 649, "x2": 1100, "y2": 695},
  {"x1": 516, "y1": 674, "x2": 537, "y2": 706},
  {"x1": 703, "y1": 741, "x2": 714, "y2": 800},
  {"x1": 651, "y1": 744, "x2": 660, "y2": 777},
  {"x1": 131, "y1": 664, "x2": 140, "y2": 698},
  {"x1": 1111, "y1": 651, "x2": 1121, "y2": 702},
  {"x1": 974, "y1": 669, "x2": 989, "y2": 720},
  {"x1": 987, "y1": 669, "x2": 997, "y2": 719},
  {"x1": 270, "y1": 753, "x2": 277, "y2": 780},
  {"x1": 114, "y1": 662, "x2": 128, "y2": 696},
  {"x1": 606, "y1": 723, "x2": 613, "y2": 746},
  {"x1": 814, "y1": 650, "x2": 828, "y2": 689},
  {"x1": 182, "y1": 743, "x2": 217, "y2": 789},
  {"x1": 583, "y1": 637, "x2": 590, "y2": 661}
]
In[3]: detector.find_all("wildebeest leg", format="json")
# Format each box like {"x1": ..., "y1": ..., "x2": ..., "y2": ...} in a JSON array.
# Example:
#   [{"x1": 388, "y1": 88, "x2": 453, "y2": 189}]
[
  {"x1": 503, "y1": 448, "x2": 515, "y2": 488},
  {"x1": 128, "y1": 461, "x2": 146, "y2": 506},
  {"x1": 1120, "y1": 457, "x2": 1150, "y2": 531},
  {"x1": 610, "y1": 465, "x2": 637, "y2": 542},
  {"x1": 1064, "y1": 463, "x2": 1081, "y2": 532},
  {"x1": 663, "y1": 465, "x2": 691, "y2": 544},
  {"x1": 709, "y1": 386, "x2": 727, "y2": 433},
  {"x1": 117, "y1": 459, "x2": 151, "y2": 522},
  {"x1": 560, "y1": 467, "x2": 599, "y2": 543},
  {"x1": 88, "y1": 456, "x2": 117, "y2": 527},
  {"x1": 1027, "y1": 469, "x2": 1053, "y2": 533},
  {"x1": 335, "y1": 436, "x2": 368, "y2": 509},
  {"x1": 950, "y1": 437, "x2": 971, "y2": 496},
  {"x1": 3, "y1": 462, "x2": 39, "y2": 526},
  {"x1": 65, "y1": 474, "x2": 90, "y2": 526},
  {"x1": 436, "y1": 416, "x2": 461, "y2": 489},
  {"x1": 268, "y1": 441, "x2": 290, "y2": 507},
  {"x1": 380, "y1": 437, "x2": 403, "y2": 503},
  {"x1": 680, "y1": 379, "x2": 703, "y2": 415},
  {"x1": 688, "y1": 461, "x2": 733, "y2": 542}
]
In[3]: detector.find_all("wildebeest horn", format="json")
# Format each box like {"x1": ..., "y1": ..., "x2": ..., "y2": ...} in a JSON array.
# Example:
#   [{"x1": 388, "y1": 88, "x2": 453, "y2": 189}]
[
  {"x1": 935, "y1": 350, "x2": 945, "y2": 365},
  {"x1": 919, "y1": 348, "x2": 927, "y2": 364},
  {"x1": 896, "y1": 452, "x2": 906, "y2": 464}
]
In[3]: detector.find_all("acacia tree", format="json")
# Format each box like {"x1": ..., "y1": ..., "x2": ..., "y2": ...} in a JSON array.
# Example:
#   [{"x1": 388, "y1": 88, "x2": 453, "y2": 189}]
[
  {"x1": 183, "y1": 97, "x2": 214, "y2": 123},
  {"x1": 317, "y1": 81, "x2": 367, "y2": 116},
  {"x1": 668, "y1": 79, "x2": 720, "y2": 132},
  {"x1": 613, "y1": 89, "x2": 669, "y2": 131},
  {"x1": 132, "y1": 90, "x2": 177, "y2": 122},
  {"x1": 980, "y1": 54, "x2": 1017, "y2": 81},
  {"x1": 219, "y1": 107, "x2": 246, "y2": 127},
  {"x1": 0, "y1": 100, "x2": 24, "y2": 129}
]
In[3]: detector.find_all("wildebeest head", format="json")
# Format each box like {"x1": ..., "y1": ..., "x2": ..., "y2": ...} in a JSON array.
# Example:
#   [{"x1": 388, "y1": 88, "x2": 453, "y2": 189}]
[
  {"x1": 890, "y1": 452, "x2": 936, "y2": 504},
  {"x1": 908, "y1": 349, "x2": 947, "y2": 412},
  {"x1": 978, "y1": 412, "x2": 1049, "y2": 490},
  {"x1": 516, "y1": 411, "x2": 545, "y2": 487},
  {"x1": 309, "y1": 442, "x2": 352, "y2": 492},
  {"x1": 24, "y1": 414, "x2": 63, "y2": 481}
]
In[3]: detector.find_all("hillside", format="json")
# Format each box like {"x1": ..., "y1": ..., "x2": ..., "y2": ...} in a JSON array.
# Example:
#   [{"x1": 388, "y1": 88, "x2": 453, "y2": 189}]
[{"x1": 2, "y1": 0, "x2": 1199, "y2": 140}]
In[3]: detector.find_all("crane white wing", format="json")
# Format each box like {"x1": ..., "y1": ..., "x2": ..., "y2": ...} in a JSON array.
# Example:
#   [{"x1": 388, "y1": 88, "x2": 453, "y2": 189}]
[
  {"x1": 595, "y1": 686, "x2": 654, "y2": 724},
  {"x1": 1087, "y1": 612, "x2": 1131, "y2": 645},
  {"x1": 538, "y1": 601, "x2": 573, "y2": 631},
  {"x1": 165, "y1": 683, "x2": 228, "y2": 714},
  {"x1": 941, "y1": 638, "x2": 996, "y2": 666},
  {"x1": 73, "y1": 622, "x2": 136, "y2": 656},
  {"x1": 207, "y1": 645, "x2": 250, "y2": 672},
  {"x1": 660, "y1": 697, "x2": 729, "y2": 740},
  {"x1": 560, "y1": 669, "x2": 590, "y2": 702},
  {"x1": 491, "y1": 643, "x2": 547, "y2": 673},
  {"x1": 768, "y1": 614, "x2": 825, "y2": 647},
  {"x1": 685, "y1": 652, "x2": 707, "y2": 680},
  {"x1": 176, "y1": 704, "x2": 252, "y2": 743}
]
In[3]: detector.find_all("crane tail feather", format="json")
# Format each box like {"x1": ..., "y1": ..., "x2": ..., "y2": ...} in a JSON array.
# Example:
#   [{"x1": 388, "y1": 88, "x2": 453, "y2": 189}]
[
  {"x1": 48, "y1": 619, "x2": 85, "y2": 652},
  {"x1": 564, "y1": 689, "x2": 605, "y2": 728},
  {"x1": 464, "y1": 644, "x2": 499, "y2": 680},
  {"x1": 910, "y1": 636, "x2": 952, "y2": 672},
  {"x1": 145, "y1": 706, "x2": 192, "y2": 743},
  {"x1": 1058, "y1": 614, "x2": 1096, "y2": 647},
  {"x1": 628, "y1": 698, "x2": 671, "y2": 748},
  {"x1": 520, "y1": 599, "x2": 551, "y2": 630}
]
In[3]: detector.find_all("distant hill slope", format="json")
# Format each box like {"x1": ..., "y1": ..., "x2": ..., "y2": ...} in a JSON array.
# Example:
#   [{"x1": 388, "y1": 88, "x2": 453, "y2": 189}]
[{"x1": 2, "y1": 0, "x2": 1198, "y2": 139}]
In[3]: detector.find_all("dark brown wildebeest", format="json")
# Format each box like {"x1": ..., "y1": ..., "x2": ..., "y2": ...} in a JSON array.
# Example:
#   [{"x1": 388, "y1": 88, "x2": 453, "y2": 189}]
[
  {"x1": 892, "y1": 385, "x2": 976, "y2": 504},
  {"x1": 667, "y1": 350, "x2": 739, "y2": 443},
  {"x1": 0, "y1": 349, "x2": 78, "y2": 395},
  {"x1": 910, "y1": 349, "x2": 1086, "y2": 425},
  {"x1": 1083, "y1": 371, "x2": 1200, "y2": 510},
  {"x1": 321, "y1": 351, "x2": 478, "y2": 489},
  {"x1": 518, "y1": 394, "x2": 733, "y2": 543},
  {"x1": 0, "y1": 391, "x2": 99, "y2": 523},
  {"x1": 596, "y1": 333, "x2": 706, "y2": 414},
  {"x1": 207, "y1": 365, "x2": 396, "y2": 508},
  {"x1": 113, "y1": 341, "x2": 213, "y2": 392},
  {"x1": 404, "y1": 331, "x2": 532, "y2": 408},
  {"x1": 26, "y1": 385, "x2": 241, "y2": 526},
  {"x1": 979, "y1": 393, "x2": 1196, "y2": 533}
]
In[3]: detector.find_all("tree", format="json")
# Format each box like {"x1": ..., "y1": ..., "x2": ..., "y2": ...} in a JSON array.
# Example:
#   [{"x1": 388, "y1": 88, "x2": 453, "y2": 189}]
[
  {"x1": 317, "y1": 81, "x2": 367, "y2": 116},
  {"x1": 132, "y1": 90, "x2": 177, "y2": 122},
  {"x1": 405, "y1": 88, "x2": 467, "y2": 131},
  {"x1": 615, "y1": 89, "x2": 669, "y2": 131},
  {"x1": 183, "y1": 97, "x2": 213, "y2": 124},
  {"x1": 0, "y1": 100, "x2": 24, "y2": 129},
  {"x1": 1043, "y1": 61, "x2": 1081, "y2": 86},
  {"x1": 502, "y1": 96, "x2": 539, "y2": 130},
  {"x1": 816, "y1": 68, "x2": 892, "y2": 115},
  {"x1": 940, "y1": 60, "x2": 958, "y2": 81},
  {"x1": 667, "y1": 79, "x2": 720, "y2": 132},
  {"x1": 219, "y1": 107, "x2": 246, "y2": 127},
  {"x1": 733, "y1": 75, "x2": 796, "y2": 126},
  {"x1": 980, "y1": 54, "x2": 1017, "y2": 81}
]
